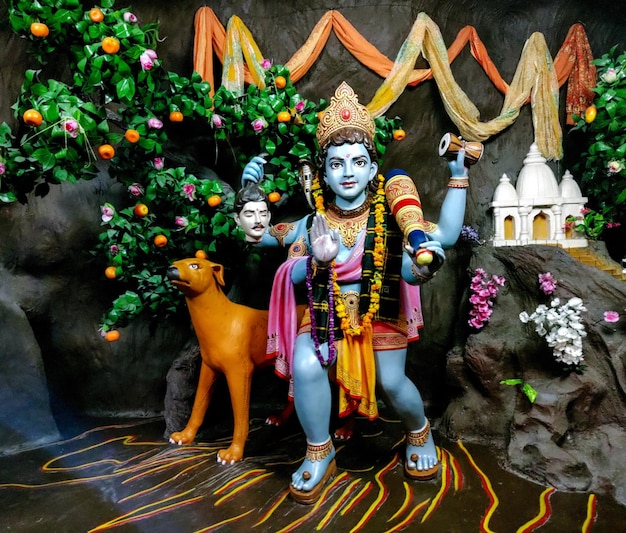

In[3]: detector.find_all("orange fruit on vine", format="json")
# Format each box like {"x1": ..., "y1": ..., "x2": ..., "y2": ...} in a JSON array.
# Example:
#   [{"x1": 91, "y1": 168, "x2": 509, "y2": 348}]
[
  {"x1": 23, "y1": 109, "x2": 43, "y2": 127},
  {"x1": 105, "y1": 330, "x2": 120, "y2": 342},
  {"x1": 89, "y1": 8, "x2": 104, "y2": 22},
  {"x1": 97, "y1": 144, "x2": 115, "y2": 160},
  {"x1": 317, "y1": 111, "x2": 325, "y2": 121},
  {"x1": 124, "y1": 129, "x2": 140, "y2": 143},
  {"x1": 584, "y1": 105, "x2": 597, "y2": 123},
  {"x1": 169, "y1": 111, "x2": 184, "y2": 123},
  {"x1": 102, "y1": 36, "x2": 120, "y2": 54},
  {"x1": 195, "y1": 250, "x2": 207, "y2": 259},
  {"x1": 154, "y1": 234, "x2": 168, "y2": 247},
  {"x1": 133, "y1": 203, "x2": 149, "y2": 217},
  {"x1": 277, "y1": 111, "x2": 291, "y2": 123},
  {"x1": 393, "y1": 129, "x2": 406, "y2": 141},
  {"x1": 30, "y1": 22, "x2": 49, "y2": 38},
  {"x1": 275, "y1": 75, "x2": 287, "y2": 89},
  {"x1": 268, "y1": 191, "x2": 281, "y2": 203},
  {"x1": 104, "y1": 266, "x2": 117, "y2": 279},
  {"x1": 207, "y1": 195, "x2": 222, "y2": 207}
]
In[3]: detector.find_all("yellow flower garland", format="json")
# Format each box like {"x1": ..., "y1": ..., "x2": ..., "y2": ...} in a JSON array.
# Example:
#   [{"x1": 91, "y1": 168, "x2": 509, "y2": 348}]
[{"x1": 311, "y1": 173, "x2": 386, "y2": 336}]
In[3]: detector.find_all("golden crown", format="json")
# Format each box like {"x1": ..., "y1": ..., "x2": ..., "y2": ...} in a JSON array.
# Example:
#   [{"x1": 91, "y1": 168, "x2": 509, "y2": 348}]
[{"x1": 316, "y1": 81, "x2": 376, "y2": 148}]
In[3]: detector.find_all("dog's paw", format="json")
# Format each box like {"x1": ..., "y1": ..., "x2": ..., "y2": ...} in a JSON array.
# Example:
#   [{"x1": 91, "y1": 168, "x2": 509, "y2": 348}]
[{"x1": 217, "y1": 445, "x2": 244, "y2": 465}]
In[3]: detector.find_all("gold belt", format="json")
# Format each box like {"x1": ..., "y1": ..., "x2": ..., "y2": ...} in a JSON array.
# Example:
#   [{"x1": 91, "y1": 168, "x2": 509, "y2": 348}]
[{"x1": 341, "y1": 290, "x2": 361, "y2": 330}]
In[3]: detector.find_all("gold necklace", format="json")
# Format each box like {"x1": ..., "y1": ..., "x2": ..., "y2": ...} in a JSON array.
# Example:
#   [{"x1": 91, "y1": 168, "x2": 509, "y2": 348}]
[
  {"x1": 327, "y1": 195, "x2": 372, "y2": 218},
  {"x1": 311, "y1": 173, "x2": 387, "y2": 336},
  {"x1": 325, "y1": 203, "x2": 370, "y2": 248}
]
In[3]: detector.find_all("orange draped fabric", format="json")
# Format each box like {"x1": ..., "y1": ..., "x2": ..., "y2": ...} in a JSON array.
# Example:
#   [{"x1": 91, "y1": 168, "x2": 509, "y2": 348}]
[
  {"x1": 193, "y1": 7, "x2": 593, "y2": 100},
  {"x1": 192, "y1": 7, "x2": 596, "y2": 151}
]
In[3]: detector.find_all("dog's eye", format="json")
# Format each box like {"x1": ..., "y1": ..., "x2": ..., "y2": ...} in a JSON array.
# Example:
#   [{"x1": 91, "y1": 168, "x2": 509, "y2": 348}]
[{"x1": 190, "y1": 263, "x2": 199, "y2": 270}]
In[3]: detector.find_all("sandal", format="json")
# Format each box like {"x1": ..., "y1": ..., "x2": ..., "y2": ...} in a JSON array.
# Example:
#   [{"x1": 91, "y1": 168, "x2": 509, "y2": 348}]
[
  {"x1": 290, "y1": 439, "x2": 337, "y2": 505},
  {"x1": 404, "y1": 420, "x2": 439, "y2": 481}
]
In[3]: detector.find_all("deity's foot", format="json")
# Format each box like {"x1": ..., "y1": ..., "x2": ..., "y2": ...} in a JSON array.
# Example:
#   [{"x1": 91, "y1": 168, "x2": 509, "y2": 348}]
[
  {"x1": 266, "y1": 401, "x2": 295, "y2": 427},
  {"x1": 333, "y1": 415, "x2": 355, "y2": 441},
  {"x1": 404, "y1": 419, "x2": 439, "y2": 481},
  {"x1": 289, "y1": 439, "x2": 336, "y2": 505}
]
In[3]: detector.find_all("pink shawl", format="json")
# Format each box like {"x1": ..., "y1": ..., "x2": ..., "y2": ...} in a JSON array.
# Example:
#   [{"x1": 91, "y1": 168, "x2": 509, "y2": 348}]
[{"x1": 267, "y1": 232, "x2": 423, "y2": 387}]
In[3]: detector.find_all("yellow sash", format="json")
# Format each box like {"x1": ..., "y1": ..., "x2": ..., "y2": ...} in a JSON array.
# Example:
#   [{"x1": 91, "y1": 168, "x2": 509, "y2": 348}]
[{"x1": 336, "y1": 325, "x2": 378, "y2": 420}]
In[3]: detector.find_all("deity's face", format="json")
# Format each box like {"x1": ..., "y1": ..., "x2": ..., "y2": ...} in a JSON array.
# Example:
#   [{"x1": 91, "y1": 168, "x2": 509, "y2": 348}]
[
  {"x1": 234, "y1": 200, "x2": 271, "y2": 243},
  {"x1": 323, "y1": 143, "x2": 378, "y2": 206}
]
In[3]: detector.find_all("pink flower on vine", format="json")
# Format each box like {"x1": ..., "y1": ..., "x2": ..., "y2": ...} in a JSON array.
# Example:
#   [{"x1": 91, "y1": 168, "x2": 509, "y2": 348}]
[
  {"x1": 148, "y1": 118, "x2": 163, "y2": 129},
  {"x1": 538, "y1": 272, "x2": 557, "y2": 295},
  {"x1": 140, "y1": 52, "x2": 154, "y2": 71},
  {"x1": 109, "y1": 244, "x2": 120, "y2": 255},
  {"x1": 182, "y1": 183, "x2": 196, "y2": 201},
  {"x1": 602, "y1": 68, "x2": 617, "y2": 84},
  {"x1": 152, "y1": 157, "x2": 164, "y2": 170},
  {"x1": 211, "y1": 114, "x2": 224, "y2": 128},
  {"x1": 603, "y1": 311, "x2": 620, "y2": 323},
  {"x1": 295, "y1": 100, "x2": 305, "y2": 113},
  {"x1": 175, "y1": 216, "x2": 188, "y2": 228},
  {"x1": 251, "y1": 117, "x2": 268, "y2": 132},
  {"x1": 101, "y1": 204, "x2": 115, "y2": 223},
  {"x1": 608, "y1": 160, "x2": 624, "y2": 174},
  {"x1": 261, "y1": 58, "x2": 272, "y2": 70},
  {"x1": 64, "y1": 118, "x2": 79, "y2": 138},
  {"x1": 128, "y1": 183, "x2": 143, "y2": 197},
  {"x1": 123, "y1": 12, "x2": 137, "y2": 23},
  {"x1": 0, "y1": 161, "x2": 5, "y2": 175}
]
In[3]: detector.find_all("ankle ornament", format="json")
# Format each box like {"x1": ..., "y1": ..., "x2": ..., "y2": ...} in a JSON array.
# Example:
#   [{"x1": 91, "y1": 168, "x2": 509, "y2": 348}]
[
  {"x1": 407, "y1": 420, "x2": 431, "y2": 447},
  {"x1": 302, "y1": 439, "x2": 334, "y2": 481},
  {"x1": 305, "y1": 439, "x2": 333, "y2": 462}
]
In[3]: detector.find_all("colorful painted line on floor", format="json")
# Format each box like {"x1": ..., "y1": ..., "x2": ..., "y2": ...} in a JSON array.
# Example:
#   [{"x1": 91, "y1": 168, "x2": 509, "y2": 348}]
[{"x1": 0, "y1": 423, "x2": 602, "y2": 532}]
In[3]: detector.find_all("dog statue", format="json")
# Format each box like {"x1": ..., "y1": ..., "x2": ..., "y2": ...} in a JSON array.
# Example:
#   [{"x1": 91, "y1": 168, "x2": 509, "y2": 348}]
[{"x1": 166, "y1": 257, "x2": 270, "y2": 464}]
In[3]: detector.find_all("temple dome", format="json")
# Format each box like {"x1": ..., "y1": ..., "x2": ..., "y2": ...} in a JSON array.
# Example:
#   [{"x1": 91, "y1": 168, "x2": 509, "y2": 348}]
[
  {"x1": 559, "y1": 170, "x2": 584, "y2": 198},
  {"x1": 492, "y1": 173, "x2": 518, "y2": 204},
  {"x1": 516, "y1": 143, "x2": 560, "y2": 203}
]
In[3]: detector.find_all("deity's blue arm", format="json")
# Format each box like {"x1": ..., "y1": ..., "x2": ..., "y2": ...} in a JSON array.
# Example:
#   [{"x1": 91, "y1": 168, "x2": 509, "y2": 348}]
[
  {"x1": 250, "y1": 230, "x2": 281, "y2": 247},
  {"x1": 426, "y1": 187, "x2": 467, "y2": 248},
  {"x1": 426, "y1": 151, "x2": 469, "y2": 248}
]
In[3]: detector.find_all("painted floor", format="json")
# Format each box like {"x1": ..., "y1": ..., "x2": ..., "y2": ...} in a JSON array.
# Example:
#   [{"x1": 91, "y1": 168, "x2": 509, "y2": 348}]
[{"x1": 1, "y1": 412, "x2": 625, "y2": 532}]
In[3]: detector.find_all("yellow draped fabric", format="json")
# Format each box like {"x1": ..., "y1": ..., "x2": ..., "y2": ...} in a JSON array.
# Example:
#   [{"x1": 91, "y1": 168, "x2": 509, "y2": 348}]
[
  {"x1": 222, "y1": 16, "x2": 266, "y2": 95},
  {"x1": 193, "y1": 7, "x2": 597, "y2": 160},
  {"x1": 335, "y1": 325, "x2": 378, "y2": 420}
]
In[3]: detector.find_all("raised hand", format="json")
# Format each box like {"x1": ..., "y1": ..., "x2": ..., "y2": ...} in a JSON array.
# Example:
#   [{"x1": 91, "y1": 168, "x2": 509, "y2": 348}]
[
  {"x1": 448, "y1": 147, "x2": 469, "y2": 178},
  {"x1": 310, "y1": 213, "x2": 339, "y2": 266},
  {"x1": 241, "y1": 155, "x2": 267, "y2": 185}
]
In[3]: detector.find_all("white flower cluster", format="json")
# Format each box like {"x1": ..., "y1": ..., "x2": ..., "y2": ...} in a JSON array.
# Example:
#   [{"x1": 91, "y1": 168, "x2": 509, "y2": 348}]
[{"x1": 519, "y1": 297, "x2": 587, "y2": 366}]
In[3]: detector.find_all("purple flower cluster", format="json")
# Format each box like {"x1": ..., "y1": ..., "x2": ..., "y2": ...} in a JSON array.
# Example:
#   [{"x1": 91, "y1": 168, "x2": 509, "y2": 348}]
[
  {"x1": 538, "y1": 272, "x2": 557, "y2": 295},
  {"x1": 468, "y1": 268, "x2": 506, "y2": 329},
  {"x1": 460, "y1": 225, "x2": 480, "y2": 244}
]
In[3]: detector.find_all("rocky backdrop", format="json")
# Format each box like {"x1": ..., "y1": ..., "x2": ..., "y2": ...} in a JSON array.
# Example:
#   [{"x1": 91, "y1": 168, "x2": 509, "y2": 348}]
[{"x1": 1, "y1": 0, "x2": 625, "y2": 505}]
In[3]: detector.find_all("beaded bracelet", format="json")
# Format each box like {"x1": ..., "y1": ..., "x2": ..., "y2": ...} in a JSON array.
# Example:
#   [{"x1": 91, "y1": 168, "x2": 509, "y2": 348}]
[{"x1": 448, "y1": 177, "x2": 469, "y2": 188}]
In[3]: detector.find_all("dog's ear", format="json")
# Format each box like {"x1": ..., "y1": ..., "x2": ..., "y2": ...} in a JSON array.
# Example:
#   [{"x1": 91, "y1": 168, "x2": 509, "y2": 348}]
[{"x1": 211, "y1": 263, "x2": 225, "y2": 287}]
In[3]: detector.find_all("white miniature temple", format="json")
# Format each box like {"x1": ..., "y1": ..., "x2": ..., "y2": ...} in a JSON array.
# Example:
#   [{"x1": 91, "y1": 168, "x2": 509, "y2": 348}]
[{"x1": 490, "y1": 143, "x2": 588, "y2": 248}]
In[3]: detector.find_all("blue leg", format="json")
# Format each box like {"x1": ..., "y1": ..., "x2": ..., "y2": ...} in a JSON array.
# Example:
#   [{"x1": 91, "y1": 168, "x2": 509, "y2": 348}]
[
  {"x1": 374, "y1": 348, "x2": 438, "y2": 478},
  {"x1": 290, "y1": 333, "x2": 336, "y2": 499}
]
